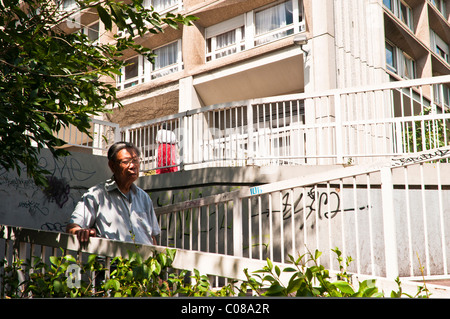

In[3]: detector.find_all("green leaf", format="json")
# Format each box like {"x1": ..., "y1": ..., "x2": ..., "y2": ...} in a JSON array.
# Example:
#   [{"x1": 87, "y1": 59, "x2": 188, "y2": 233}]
[
  {"x1": 262, "y1": 275, "x2": 276, "y2": 282},
  {"x1": 158, "y1": 252, "x2": 167, "y2": 267},
  {"x1": 87, "y1": 254, "x2": 97, "y2": 265},
  {"x1": 180, "y1": 15, "x2": 199, "y2": 25},
  {"x1": 264, "y1": 284, "x2": 285, "y2": 296},
  {"x1": 38, "y1": 121, "x2": 52, "y2": 135},
  {"x1": 266, "y1": 258, "x2": 273, "y2": 271},
  {"x1": 275, "y1": 265, "x2": 281, "y2": 277},
  {"x1": 64, "y1": 255, "x2": 77, "y2": 263},
  {"x1": 314, "y1": 249, "x2": 322, "y2": 260},
  {"x1": 110, "y1": 3, "x2": 126, "y2": 30},
  {"x1": 96, "y1": 5, "x2": 112, "y2": 30},
  {"x1": 105, "y1": 279, "x2": 120, "y2": 291},
  {"x1": 53, "y1": 280, "x2": 62, "y2": 293},
  {"x1": 126, "y1": 270, "x2": 134, "y2": 281},
  {"x1": 286, "y1": 278, "x2": 302, "y2": 294},
  {"x1": 333, "y1": 281, "x2": 355, "y2": 295},
  {"x1": 49, "y1": 256, "x2": 59, "y2": 267}
]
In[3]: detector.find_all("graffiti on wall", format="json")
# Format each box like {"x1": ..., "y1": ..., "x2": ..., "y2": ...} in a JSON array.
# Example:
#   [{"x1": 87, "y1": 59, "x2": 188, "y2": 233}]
[
  {"x1": 0, "y1": 150, "x2": 108, "y2": 232},
  {"x1": 154, "y1": 184, "x2": 372, "y2": 257},
  {"x1": 259, "y1": 187, "x2": 370, "y2": 230}
]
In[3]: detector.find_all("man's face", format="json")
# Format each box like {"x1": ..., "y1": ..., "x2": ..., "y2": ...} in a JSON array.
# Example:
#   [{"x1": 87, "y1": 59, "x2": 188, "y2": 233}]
[{"x1": 109, "y1": 148, "x2": 140, "y2": 184}]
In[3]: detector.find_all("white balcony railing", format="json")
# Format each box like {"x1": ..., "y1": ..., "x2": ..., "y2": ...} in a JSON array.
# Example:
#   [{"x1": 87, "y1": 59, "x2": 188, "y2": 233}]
[
  {"x1": 121, "y1": 75, "x2": 450, "y2": 173},
  {"x1": 56, "y1": 118, "x2": 121, "y2": 155},
  {"x1": 153, "y1": 146, "x2": 450, "y2": 285}
]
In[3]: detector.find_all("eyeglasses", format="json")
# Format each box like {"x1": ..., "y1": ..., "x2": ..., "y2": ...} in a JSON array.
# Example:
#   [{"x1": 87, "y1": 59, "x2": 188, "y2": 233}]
[{"x1": 118, "y1": 157, "x2": 140, "y2": 167}]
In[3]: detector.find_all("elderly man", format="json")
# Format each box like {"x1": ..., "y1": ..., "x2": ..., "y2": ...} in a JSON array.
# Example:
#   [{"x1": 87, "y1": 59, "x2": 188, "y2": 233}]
[{"x1": 66, "y1": 142, "x2": 160, "y2": 245}]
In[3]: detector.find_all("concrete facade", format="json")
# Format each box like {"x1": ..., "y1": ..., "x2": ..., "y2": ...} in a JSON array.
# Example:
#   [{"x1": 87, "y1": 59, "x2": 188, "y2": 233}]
[{"x1": 99, "y1": 0, "x2": 450, "y2": 130}]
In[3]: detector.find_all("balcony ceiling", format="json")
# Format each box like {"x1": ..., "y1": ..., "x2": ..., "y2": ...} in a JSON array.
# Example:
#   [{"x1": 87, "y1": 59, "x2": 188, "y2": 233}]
[{"x1": 193, "y1": 47, "x2": 305, "y2": 106}]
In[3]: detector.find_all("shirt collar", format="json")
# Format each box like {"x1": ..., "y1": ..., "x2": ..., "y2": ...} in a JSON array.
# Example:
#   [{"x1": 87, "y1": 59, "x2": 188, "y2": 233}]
[{"x1": 105, "y1": 176, "x2": 137, "y2": 194}]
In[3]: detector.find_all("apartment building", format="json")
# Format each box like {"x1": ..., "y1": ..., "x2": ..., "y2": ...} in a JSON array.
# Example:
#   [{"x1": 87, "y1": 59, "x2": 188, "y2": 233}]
[
  {"x1": 60, "y1": 0, "x2": 450, "y2": 156},
  {"x1": 88, "y1": 0, "x2": 447, "y2": 126},
  {"x1": 105, "y1": 0, "x2": 309, "y2": 127}
]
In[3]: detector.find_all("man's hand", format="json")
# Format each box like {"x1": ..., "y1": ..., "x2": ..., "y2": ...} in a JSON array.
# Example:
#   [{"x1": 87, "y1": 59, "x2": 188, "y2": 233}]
[{"x1": 66, "y1": 223, "x2": 96, "y2": 244}]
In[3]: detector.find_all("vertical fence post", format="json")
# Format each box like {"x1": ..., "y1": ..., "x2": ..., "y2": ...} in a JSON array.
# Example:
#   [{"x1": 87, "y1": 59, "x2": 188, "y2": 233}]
[
  {"x1": 113, "y1": 123, "x2": 121, "y2": 143},
  {"x1": 232, "y1": 193, "x2": 243, "y2": 257},
  {"x1": 122, "y1": 126, "x2": 129, "y2": 143},
  {"x1": 246, "y1": 100, "x2": 254, "y2": 165},
  {"x1": 334, "y1": 92, "x2": 344, "y2": 164},
  {"x1": 380, "y1": 167, "x2": 399, "y2": 279},
  {"x1": 179, "y1": 116, "x2": 185, "y2": 171}
]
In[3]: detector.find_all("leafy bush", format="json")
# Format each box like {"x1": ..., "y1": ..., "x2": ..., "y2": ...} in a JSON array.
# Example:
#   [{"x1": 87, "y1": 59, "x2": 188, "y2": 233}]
[
  {"x1": 238, "y1": 248, "x2": 383, "y2": 297},
  {"x1": 0, "y1": 247, "x2": 428, "y2": 298}
]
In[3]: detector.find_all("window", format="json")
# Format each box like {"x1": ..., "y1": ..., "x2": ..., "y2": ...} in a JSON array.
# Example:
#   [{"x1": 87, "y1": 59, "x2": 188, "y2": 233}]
[
  {"x1": 81, "y1": 21, "x2": 99, "y2": 42},
  {"x1": 117, "y1": 41, "x2": 182, "y2": 89},
  {"x1": 119, "y1": 0, "x2": 182, "y2": 37},
  {"x1": 62, "y1": 0, "x2": 77, "y2": 10},
  {"x1": 431, "y1": 30, "x2": 449, "y2": 63},
  {"x1": 432, "y1": 0, "x2": 447, "y2": 17},
  {"x1": 205, "y1": 0, "x2": 304, "y2": 62},
  {"x1": 386, "y1": 42, "x2": 397, "y2": 73},
  {"x1": 117, "y1": 55, "x2": 150, "y2": 90},
  {"x1": 206, "y1": 16, "x2": 246, "y2": 62},
  {"x1": 206, "y1": 28, "x2": 246, "y2": 61},
  {"x1": 152, "y1": 40, "x2": 183, "y2": 79},
  {"x1": 434, "y1": 84, "x2": 450, "y2": 108},
  {"x1": 151, "y1": 0, "x2": 181, "y2": 13},
  {"x1": 383, "y1": 0, "x2": 413, "y2": 31},
  {"x1": 399, "y1": 1, "x2": 413, "y2": 30},
  {"x1": 254, "y1": 0, "x2": 295, "y2": 45},
  {"x1": 400, "y1": 52, "x2": 415, "y2": 79},
  {"x1": 385, "y1": 41, "x2": 416, "y2": 79}
]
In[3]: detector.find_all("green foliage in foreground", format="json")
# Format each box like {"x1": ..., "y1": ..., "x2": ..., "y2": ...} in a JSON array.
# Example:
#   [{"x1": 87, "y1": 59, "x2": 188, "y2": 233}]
[{"x1": 0, "y1": 247, "x2": 429, "y2": 298}]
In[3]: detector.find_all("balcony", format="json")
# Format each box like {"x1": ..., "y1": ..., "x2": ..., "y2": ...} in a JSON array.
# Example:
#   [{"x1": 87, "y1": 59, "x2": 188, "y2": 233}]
[{"x1": 117, "y1": 75, "x2": 450, "y2": 174}]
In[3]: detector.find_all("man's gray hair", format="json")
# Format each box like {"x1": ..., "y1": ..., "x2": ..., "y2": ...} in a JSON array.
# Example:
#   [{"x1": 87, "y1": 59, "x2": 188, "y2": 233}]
[{"x1": 107, "y1": 142, "x2": 140, "y2": 162}]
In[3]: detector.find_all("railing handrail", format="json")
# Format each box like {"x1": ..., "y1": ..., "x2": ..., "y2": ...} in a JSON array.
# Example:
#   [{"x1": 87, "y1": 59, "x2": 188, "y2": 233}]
[
  {"x1": 2, "y1": 224, "x2": 450, "y2": 297},
  {"x1": 153, "y1": 145, "x2": 450, "y2": 284},
  {"x1": 121, "y1": 74, "x2": 450, "y2": 132},
  {"x1": 0, "y1": 225, "x2": 280, "y2": 282},
  {"x1": 154, "y1": 146, "x2": 450, "y2": 216}
]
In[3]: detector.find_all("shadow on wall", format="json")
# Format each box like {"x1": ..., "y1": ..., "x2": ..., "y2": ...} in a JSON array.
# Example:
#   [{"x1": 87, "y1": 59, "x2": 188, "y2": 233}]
[{"x1": 139, "y1": 165, "x2": 341, "y2": 207}]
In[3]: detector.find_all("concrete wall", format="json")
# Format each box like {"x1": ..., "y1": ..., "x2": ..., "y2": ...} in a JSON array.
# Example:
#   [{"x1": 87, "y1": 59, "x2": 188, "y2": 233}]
[
  {"x1": 138, "y1": 165, "x2": 340, "y2": 205},
  {"x1": 0, "y1": 149, "x2": 111, "y2": 232}
]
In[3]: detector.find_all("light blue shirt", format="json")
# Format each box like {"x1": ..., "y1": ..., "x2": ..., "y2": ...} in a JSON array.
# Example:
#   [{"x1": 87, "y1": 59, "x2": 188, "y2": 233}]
[{"x1": 69, "y1": 177, "x2": 160, "y2": 245}]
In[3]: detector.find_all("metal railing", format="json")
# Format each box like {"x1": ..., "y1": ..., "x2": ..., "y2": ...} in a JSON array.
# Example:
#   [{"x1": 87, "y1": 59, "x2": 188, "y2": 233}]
[
  {"x1": 120, "y1": 75, "x2": 450, "y2": 173},
  {"x1": 0, "y1": 225, "x2": 291, "y2": 296},
  {"x1": 153, "y1": 146, "x2": 450, "y2": 284},
  {"x1": 56, "y1": 118, "x2": 121, "y2": 155},
  {"x1": 2, "y1": 224, "x2": 450, "y2": 298}
]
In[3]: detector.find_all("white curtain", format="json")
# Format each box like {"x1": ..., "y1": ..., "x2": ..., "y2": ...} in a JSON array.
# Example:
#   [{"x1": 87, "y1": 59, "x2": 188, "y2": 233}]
[
  {"x1": 63, "y1": 0, "x2": 76, "y2": 9},
  {"x1": 153, "y1": 0, "x2": 178, "y2": 11},
  {"x1": 255, "y1": 0, "x2": 293, "y2": 35},
  {"x1": 154, "y1": 42, "x2": 178, "y2": 70},
  {"x1": 216, "y1": 30, "x2": 236, "y2": 50}
]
